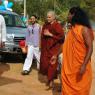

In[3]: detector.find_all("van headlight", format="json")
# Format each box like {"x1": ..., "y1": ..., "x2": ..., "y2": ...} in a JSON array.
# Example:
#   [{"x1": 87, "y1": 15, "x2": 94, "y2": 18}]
[{"x1": 7, "y1": 34, "x2": 14, "y2": 42}]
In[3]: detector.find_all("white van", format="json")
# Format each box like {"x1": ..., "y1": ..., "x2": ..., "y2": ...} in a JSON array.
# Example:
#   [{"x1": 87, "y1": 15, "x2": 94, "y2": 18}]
[{"x1": 0, "y1": 10, "x2": 27, "y2": 57}]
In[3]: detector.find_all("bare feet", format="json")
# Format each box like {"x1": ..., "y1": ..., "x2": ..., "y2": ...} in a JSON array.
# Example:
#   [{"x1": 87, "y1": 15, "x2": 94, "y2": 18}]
[{"x1": 46, "y1": 81, "x2": 54, "y2": 90}]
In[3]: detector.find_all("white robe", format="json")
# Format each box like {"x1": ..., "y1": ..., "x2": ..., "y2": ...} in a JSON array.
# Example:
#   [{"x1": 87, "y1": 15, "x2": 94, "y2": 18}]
[{"x1": 0, "y1": 15, "x2": 6, "y2": 43}]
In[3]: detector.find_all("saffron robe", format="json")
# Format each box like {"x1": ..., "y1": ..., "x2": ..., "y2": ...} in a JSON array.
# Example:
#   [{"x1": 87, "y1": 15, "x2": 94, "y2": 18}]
[{"x1": 61, "y1": 24, "x2": 93, "y2": 95}]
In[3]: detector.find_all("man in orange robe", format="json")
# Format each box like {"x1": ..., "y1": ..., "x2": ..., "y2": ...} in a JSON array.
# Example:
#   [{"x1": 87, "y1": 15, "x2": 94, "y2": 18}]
[
  {"x1": 40, "y1": 11, "x2": 65, "y2": 88},
  {"x1": 61, "y1": 7, "x2": 94, "y2": 95}
]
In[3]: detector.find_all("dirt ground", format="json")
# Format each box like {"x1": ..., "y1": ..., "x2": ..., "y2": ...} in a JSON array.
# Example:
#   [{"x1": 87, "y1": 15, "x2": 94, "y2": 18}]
[{"x1": 0, "y1": 34, "x2": 95, "y2": 95}]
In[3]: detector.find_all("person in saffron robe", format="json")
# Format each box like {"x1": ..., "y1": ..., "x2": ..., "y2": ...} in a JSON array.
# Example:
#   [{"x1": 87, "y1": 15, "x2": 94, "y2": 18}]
[
  {"x1": 40, "y1": 11, "x2": 65, "y2": 88},
  {"x1": 61, "y1": 7, "x2": 94, "y2": 95}
]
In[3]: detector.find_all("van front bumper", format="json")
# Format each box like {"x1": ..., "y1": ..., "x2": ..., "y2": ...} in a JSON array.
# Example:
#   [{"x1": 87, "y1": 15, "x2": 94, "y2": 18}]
[{"x1": 0, "y1": 43, "x2": 22, "y2": 54}]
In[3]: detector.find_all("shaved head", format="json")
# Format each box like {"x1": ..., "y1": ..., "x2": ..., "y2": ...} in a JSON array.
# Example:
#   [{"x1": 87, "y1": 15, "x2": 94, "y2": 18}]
[
  {"x1": 47, "y1": 11, "x2": 56, "y2": 19},
  {"x1": 47, "y1": 11, "x2": 56, "y2": 23}
]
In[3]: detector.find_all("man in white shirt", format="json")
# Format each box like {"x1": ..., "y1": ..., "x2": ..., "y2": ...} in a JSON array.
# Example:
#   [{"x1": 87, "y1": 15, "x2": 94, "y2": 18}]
[
  {"x1": 22, "y1": 15, "x2": 41, "y2": 75},
  {"x1": 0, "y1": 15, "x2": 6, "y2": 48}
]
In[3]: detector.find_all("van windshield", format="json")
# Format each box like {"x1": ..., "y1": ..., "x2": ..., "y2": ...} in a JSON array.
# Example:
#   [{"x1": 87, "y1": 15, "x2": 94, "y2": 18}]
[{"x1": 1, "y1": 14, "x2": 26, "y2": 28}]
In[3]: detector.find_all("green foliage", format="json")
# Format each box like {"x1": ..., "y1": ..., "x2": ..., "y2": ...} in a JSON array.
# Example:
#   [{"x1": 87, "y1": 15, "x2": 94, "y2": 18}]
[
  {"x1": 9, "y1": 0, "x2": 23, "y2": 14},
  {"x1": 12, "y1": 0, "x2": 95, "y2": 21},
  {"x1": 26, "y1": 0, "x2": 56, "y2": 20}
]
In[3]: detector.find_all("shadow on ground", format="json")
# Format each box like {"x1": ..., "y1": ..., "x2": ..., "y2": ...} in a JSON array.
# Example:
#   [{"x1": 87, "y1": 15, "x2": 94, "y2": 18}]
[
  {"x1": 38, "y1": 72, "x2": 61, "y2": 95},
  {"x1": 0, "y1": 77, "x2": 22, "y2": 86},
  {"x1": 0, "y1": 64, "x2": 22, "y2": 86},
  {"x1": 52, "y1": 82, "x2": 61, "y2": 95},
  {"x1": 0, "y1": 64, "x2": 10, "y2": 75}
]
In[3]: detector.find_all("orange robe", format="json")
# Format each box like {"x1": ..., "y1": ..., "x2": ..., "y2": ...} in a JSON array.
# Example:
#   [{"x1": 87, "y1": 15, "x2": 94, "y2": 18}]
[
  {"x1": 61, "y1": 24, "x2": 93, "y2": 95},
  {"x1": 40, "y1": 21, "x2": 64, "y2": 82}
]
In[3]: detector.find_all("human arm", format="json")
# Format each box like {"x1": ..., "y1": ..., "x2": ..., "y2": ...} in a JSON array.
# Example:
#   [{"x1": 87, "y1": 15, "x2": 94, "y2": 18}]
[
  {"x1": 43, "y1": 22, "x2": 65, "y2": 41},
  {"x1": 50, "y1": 45, "x2": 63, "y2": 65},
  {"x1": 79, "y1": 27, "x2": 93, "y2": 75}
]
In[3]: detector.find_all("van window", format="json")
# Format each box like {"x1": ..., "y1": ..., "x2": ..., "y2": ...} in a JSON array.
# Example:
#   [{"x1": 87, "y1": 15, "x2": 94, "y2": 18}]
[
  {"x1": 0, "y1": 13, "x2": 26, "y2": 28},
  {"x1": 2, "y1": 14, "x2": 13, "y2": 26},
  {"x1": 14, "y1": 15, "x2": 26, "y2": 28}
]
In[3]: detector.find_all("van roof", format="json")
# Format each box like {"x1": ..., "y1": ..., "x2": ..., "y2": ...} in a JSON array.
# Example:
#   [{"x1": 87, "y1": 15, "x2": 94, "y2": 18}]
[{"x1": 0, "y1": 10, "x2": 18, "y2": 15}]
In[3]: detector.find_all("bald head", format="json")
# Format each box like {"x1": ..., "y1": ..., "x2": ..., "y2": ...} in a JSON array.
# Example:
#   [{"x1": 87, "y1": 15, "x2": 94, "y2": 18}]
[{"x1": 47, "y1": 11, "x2": 56, "y2": 23}]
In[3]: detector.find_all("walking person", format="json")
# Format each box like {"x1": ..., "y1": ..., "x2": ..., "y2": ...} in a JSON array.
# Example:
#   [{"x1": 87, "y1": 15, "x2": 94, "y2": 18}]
[
  {"x1": 22, "y1": 15, "x2": 41, "y2": 75},
  {"x1": 0, "y1": 14, "x2": 6, "y2": 61},
  {"x1": 0, "y1": 14, "x2": 6, "y2": 48},
  {"x1": 61, "y1": 7, "x2": 94, "y2": 95},
  {"x1": 40, "y1": 11, "x2": 65, "y2": 88}
]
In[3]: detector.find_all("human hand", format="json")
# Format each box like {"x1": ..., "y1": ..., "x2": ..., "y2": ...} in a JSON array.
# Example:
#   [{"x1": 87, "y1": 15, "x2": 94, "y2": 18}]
[
  {"x1": 44, "y1": 29, "x2": 53, "y2": 37},
  {"x1": 50, "y1": 55, "x2": 57, "y2": 65},
  {"x1": 76, "y1": 64, "x2": 86, "y2": 82},
  {"x1": 79, "y1": 64, "x2": 86, "y2": 76}
]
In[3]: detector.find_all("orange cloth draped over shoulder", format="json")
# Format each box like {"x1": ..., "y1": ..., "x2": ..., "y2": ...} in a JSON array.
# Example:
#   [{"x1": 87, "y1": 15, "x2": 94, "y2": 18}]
[{"x1": 61, "y1": 24, "x2": 94, "y2": 95}]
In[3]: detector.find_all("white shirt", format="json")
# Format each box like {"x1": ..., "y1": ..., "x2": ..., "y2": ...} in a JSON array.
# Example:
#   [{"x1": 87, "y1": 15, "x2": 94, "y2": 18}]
[
  {"x1": 26, "y1": 23, "x2": 40, "y2": 47},
  {"x1": 0, "y1": 15, "x2": 6, "y2": 43}
]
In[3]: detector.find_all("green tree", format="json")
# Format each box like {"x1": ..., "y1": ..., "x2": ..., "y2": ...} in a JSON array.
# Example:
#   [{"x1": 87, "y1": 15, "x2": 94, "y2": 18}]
[
  {"x1": 80, "y1": 0, "x2": 95, "y2": 20},
  {"x1": 9, "y1": 0, "x2": 23, "y2": 14},
  {"x1": 11, "y1": 0, "x2": 95, "y2": 21}
]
